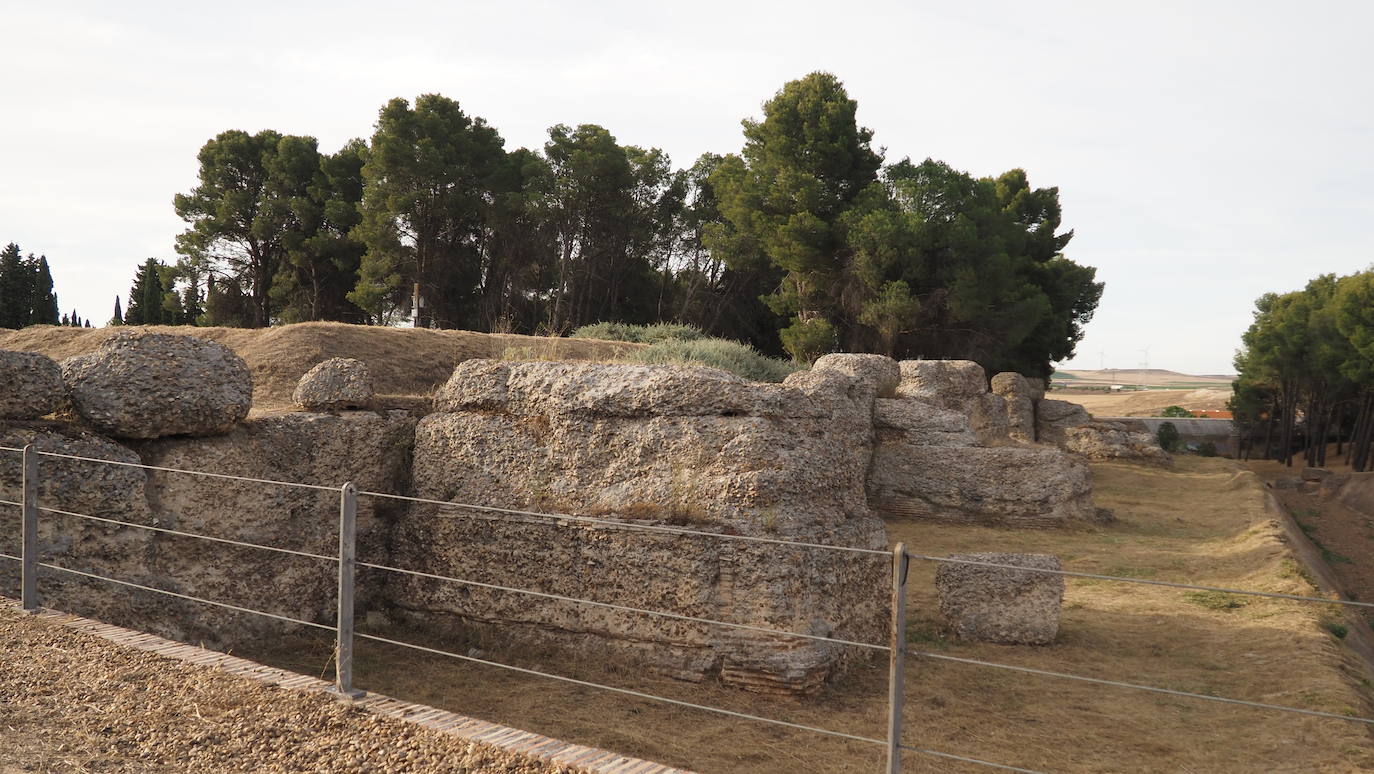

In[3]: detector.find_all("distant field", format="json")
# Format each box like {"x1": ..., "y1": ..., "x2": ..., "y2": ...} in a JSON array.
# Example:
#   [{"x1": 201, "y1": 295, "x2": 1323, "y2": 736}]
[{"x1": 1058, "y1": 388, "x2": 1232, "y2": 418}]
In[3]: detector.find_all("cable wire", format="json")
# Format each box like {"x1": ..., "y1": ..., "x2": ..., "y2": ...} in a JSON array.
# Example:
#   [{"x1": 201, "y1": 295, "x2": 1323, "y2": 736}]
[
  {"x1": 34, "y1": 450, "x2": 343, "y2": 493},
  {"x1": 36, "y1": 562, "x2": 336, "y2": 631},
  {"x1": 0, "y1": 499, "x2": 20, "y2": 508},
  {"x1": 0, "y1": 552, "x2": 17, "y2": 562},
  {"x1": 355, "y1": 631, "x2": 885, "y2": 745},
  {"x1": 358, "y1": 490, "x2": 891, "y2": 557},
  {"x1": 40, "y1": 506, "x2": 338, "y2": 563},
  {"x1": 910, "y1": 650, "x2": 1374, "y2": 726},
  {"x1": 0, "y1": 445, "x2": 23, "y2": 453},
  {"x1": 908, "y1": 552, "x2": 1374, "y2": 610},
  {"x1": 358, "y1": 560, "x2": 888, "y2": 652}
]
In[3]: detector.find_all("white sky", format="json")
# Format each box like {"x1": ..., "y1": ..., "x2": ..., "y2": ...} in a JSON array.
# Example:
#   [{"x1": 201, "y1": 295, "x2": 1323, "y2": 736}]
[{"x1": 4, "y1": 0, "x2": 1372, "y2": 374}]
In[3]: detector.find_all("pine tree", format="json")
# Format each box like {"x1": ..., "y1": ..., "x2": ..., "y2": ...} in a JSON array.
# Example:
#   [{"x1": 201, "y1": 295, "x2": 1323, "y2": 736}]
[
  {"x1": 124, "y1": 259, "x2": 166, "y2": 325},
  {"x1": 61, "y1": 313, "x2": 70, "y2": 326}
]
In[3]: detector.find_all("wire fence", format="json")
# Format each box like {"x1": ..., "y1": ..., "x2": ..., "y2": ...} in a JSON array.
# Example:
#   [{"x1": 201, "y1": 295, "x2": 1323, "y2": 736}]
[{"x1": 2, "y1": 442, "x2": 1372, "y2": 772}]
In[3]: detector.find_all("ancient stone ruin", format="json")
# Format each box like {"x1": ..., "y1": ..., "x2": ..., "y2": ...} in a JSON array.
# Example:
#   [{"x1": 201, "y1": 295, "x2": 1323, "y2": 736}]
[
  {"x1": 0, "y1": 331, "x2": 1163, "y2": 694},
  {"x1": 935, "y1": 553, "x2": 1065, "y2": 645}
]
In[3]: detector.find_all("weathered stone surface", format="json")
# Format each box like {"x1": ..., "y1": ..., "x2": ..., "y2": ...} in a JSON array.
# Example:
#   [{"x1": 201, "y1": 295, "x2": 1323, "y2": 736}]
[
  {"x1": 813, "y1": 353, "x2": 900, "y2": 399},
  {"x1": 874, "y1": 398, "x2": 978, "y2": 447},
  {"x1": 936, "y1": 553, "x2": 1064, "y2": 645},
  {"x1": 991, "y1": 373, "x2": 1036, "y2": 443},
  {"x1": 1058, "y1": 422, "x2": 1171, "y2": 463},
  {"x1": 0, "y1": 424, "x2": 153, "y2": 624},
  {"x1": 293, "y1": 357, "x2": 375, "y2": 410},
  {"x1": 61, "y1": 332, "x2": 251, "y2": 439},
  {"x1": 1302, "y1": 467, "x2": 1334, "y2": 482},
  {"x1": 971, "y1": 392, "x2": 1012, "y2": 446},
  {"x1": 126, "y1": 411, "x2": 417, "y2": 643},
  {"x1": 402, "y1": 360, "x2": 887, "y2": 694},
  {"x1": 1035, "y1": 398, "x2": 1168, "y2": 462},
  {"x1": 896, "y1": 360, "x2": 987, "y2": 407},
  {"x1": 0, "y1": 351, "x2": 64, "y2": 420},
  {"x1": 869, "y1": 443, "x2": 1096, "y2": 526},
  {"x1": 1025, "y1": 377, "x2": 1047, "y2": 402}
]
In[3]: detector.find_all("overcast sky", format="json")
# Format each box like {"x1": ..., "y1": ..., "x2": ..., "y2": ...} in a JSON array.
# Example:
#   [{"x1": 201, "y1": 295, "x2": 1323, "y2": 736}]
[{"x1": 4, "y1": 1, "x2": 1371, "y2": 374}]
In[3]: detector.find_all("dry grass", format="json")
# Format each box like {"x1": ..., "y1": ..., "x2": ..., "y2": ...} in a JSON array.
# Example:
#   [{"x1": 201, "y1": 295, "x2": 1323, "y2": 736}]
[
  {"x1": 0, "y1": 322, "x2": 639, "y2": 414},
  {"x1": 245, "y1": 458, "x2": 1374, "y2": 773}
]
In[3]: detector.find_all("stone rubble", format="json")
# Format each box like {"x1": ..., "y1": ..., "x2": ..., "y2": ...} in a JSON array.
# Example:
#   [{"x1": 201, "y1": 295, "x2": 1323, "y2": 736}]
[
  {"x1": 935, "y1": 552, "x2": 1065, "y2": 645},
  {"x1": 293, "y1": 357, "x2": 377, "y2": 411},
  {"x1": 0, "y1": 350, "x2": 65, "y2": 419}
]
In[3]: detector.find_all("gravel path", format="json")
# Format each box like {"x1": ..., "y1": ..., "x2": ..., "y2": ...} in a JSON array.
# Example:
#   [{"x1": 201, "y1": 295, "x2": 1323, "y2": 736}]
[{"x1": 0, "y1": 606, "x2": 574, "y2": 773}]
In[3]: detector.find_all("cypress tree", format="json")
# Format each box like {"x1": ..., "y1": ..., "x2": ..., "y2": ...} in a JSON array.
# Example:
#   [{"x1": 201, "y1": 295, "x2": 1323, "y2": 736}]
[
  {"x1": 112, "y1": 296, "x2": 123, "y2": 325},
  {"x1": 32, "y1": 256, "x2": 59, "y2": 325},
  {"x1": 0, "y1": 243, "x2": 28, "y2": 329}
]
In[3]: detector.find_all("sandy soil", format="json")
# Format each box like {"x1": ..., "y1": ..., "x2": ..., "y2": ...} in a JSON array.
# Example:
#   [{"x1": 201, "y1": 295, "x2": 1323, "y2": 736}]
[{"x1": 237, "y1": 458, "x2": 1374, "y2": 773}]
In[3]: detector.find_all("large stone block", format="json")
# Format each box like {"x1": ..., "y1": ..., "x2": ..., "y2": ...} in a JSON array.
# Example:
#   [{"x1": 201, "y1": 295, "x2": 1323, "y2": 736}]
[
  {"x1": 868, "y1": 443, "x2": 1097, "y2": 526},
  {"x1": 874, "y1": 399, "x2": 978, "y2": 448},
  {"x1": 1036, "y1": 399, "x2": 1168, "y2": 462},
  {"x1": 936, "y1": 552, "x2": 1064, "y2": 645},
  {"x1": 895, "y1": 360, "x2": 987, "y2": 407},
  {"x1": 400, "y1": 360, "x2": 887, "y2": 694},
  {"x1": 991, "y1": 373, "x2": 1036, "y2": 444},
  {"x1": 61, "y1": 332, "x2": 251, "y2": 439},
  {"x1": 0, "y1": 351, "x2": 64, "y2": 419},
  {"x1": 293, "y1": 357, "x2": 375, "y2": 410},
  {"x1": 813, "y1": 353, "x2": 900, "y2": 399}
]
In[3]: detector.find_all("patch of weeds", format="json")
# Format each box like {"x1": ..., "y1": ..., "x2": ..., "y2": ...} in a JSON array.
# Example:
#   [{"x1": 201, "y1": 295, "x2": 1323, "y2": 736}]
[
  {"x1": 1322, "y1": 547, "x2": 1354, "y2": 565},
  {"x1": 1183, "y1": 591, "x2": 1246, "y2": 611},
  {"x1": 905, "y1": 621, "x2": 949, "y2": 650},
  {"x1": 1322, "y1": 620, "x2": 1349, "y2": 639},
  {"x1": 1103, "y1": 566, "x2": 1158, "y2": 580}
]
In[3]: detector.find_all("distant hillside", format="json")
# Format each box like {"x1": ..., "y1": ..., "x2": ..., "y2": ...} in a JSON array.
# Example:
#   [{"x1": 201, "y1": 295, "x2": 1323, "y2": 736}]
[{"x1": 1055, "y1": 368, "x2": 1235, "y2": 388}]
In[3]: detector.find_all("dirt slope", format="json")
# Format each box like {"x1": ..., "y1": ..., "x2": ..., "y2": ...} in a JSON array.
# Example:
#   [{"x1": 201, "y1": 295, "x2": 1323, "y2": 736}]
[{"x1": 0, "y1": 323, "x2": 638, "y2": 413}]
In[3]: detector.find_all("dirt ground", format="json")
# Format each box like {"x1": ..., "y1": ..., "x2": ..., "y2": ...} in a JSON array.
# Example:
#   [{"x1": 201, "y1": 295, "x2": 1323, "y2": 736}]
[
  {"x1": 1053, "y1": 387, "x2": 1233, "y2": 417},
  {"x1": 226, "y1": 458, "x2": 1374, "y2": 773},
  {"x1": 0, "y1": 605, "x2": 575, "y2": 774}
]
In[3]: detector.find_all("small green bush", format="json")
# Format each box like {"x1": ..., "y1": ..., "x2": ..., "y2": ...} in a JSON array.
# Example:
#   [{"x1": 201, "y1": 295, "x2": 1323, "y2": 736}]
[
  {"x1": 572, "y1": 322, "x2": 707, "y2": 344},
  {"x1": 1322, "y1": 620, "x2": 1349, "y2": 639},
  {"x1": 1156, "y1": 421, "x2": 1182, "y2": 453},
  {"x1": 1196, "y1": 441, "x2": 1218, "y2": 457},
  {"x1": 1160, "y1": 405, "x2": 1193, "y2": 418},
  {"x1": 779, "y1": 317, "x2": 836, "y2": 364},
  {"x1": 626, "y1": 338, "x2": 800, "y2": 383}
]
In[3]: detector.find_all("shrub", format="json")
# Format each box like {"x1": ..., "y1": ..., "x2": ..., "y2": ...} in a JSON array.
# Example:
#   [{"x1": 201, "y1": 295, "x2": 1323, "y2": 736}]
[
  {"x1": 572, "y1": 322, "x2": 707, "y2": 344},
  {"x1": 625, "y1": 338, "x2": 800, "y2": 383},
  {"x1": 1156, "y1": 421, "x2": 1182, "y2": 453},
  {"x1": 1160, "y1": 405, "x2": 1193, "y2": 418},
  {"x1": 779, "y1": 317, "x2": 836, "y2": 364},
  {"x1": 1196, "y1": 441, "x2": 1218, "y2": 457}
]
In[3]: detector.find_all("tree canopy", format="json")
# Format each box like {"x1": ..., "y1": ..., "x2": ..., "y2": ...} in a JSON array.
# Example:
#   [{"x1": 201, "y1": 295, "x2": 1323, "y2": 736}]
[
  {"x1": 0, "y1": 242, "x2": 60, "y2": 329},
  {"x1": 129, "y1": 73, "x2": 1105, "y2": 375}
]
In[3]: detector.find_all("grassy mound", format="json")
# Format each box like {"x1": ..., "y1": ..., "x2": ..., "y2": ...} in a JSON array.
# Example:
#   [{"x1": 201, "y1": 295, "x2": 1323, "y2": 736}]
[{"x1": 571, "y1": 322, "x2": 709, "y2": 345}]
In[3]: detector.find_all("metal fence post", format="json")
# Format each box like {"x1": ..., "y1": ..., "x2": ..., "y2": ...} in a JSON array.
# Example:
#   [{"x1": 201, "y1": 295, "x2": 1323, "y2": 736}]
[
  {"x1": 336, "y1": 482, "x2": 362, "y2": 698},
  {"x1": 20, "y1": 445, "x2": 39, "y2": 611},
  {"x1": 886, "y1": 542, "x2": 909, "y2": 773}
]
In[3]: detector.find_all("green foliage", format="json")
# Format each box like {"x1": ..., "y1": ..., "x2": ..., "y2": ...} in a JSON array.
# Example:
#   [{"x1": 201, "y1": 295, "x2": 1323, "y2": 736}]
[
  {"x1": 1156, "y1": 421, "x2": 1182, "y2": 453},
  {"x1": 1322, "y1": 620, "x2": 1349, "y2": 639},
  {"x1": 779, "y1": 317, "x2": 837, "y2": 363},
  {"x1": 1196, "y1": 441, "x2": 1218, "y2": 457},
  {"x1": 123, "y1": 258, "x2": 166, "y2": 325},
  {"x1": 625, "y1": 338, "x2": 799, "y2": 382},
  {"x1": 0, "y1": 243, "x2": 61, "y2": 329},
  {"x1": 571, "y1": 322, "x2": 707, "y2": 344},
  {"x1": 351, "y1": 95, "x2": 506, "y2": 327},
  {"x1": 706, "y1": 73, "x2": 1100, "y2": 375},
  {"x1": 1160, "y1": 405, "x2": 1193, "y2": 418},
  {"x1": 155, "y1": 76, "x2": 1100, "y2": 370},
  {"x1": 1183, "y1": 591, "x2": 1245, "y2": 611}
]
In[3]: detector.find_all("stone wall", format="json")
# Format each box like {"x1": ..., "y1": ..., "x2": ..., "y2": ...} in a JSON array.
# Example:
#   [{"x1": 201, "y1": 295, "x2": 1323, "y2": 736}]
[
  {"x1": 0, "y1": 335, "x2": 1133, "y2": 696},
  {"x1": 391, "y1": 358, "x2": 889, "y2": 693}
]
